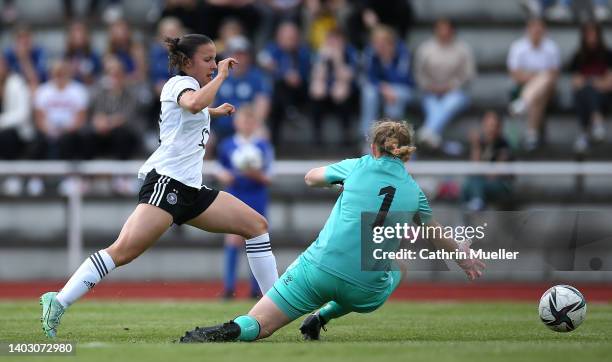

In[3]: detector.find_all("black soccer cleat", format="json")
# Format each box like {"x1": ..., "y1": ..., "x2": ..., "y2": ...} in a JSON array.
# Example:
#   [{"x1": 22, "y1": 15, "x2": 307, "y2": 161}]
[
  {"x1": 179, "y1": 321, "x2": 241, "y2": 343},
  {"x1": 299, "y1": 312, "x2": 327, "y2": 340}
]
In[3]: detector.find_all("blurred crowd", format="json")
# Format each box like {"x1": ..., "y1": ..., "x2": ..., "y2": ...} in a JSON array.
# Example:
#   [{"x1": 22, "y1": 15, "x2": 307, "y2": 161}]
[{"x1": 0, "y1": 0, "x2": 611, "y2": 203}]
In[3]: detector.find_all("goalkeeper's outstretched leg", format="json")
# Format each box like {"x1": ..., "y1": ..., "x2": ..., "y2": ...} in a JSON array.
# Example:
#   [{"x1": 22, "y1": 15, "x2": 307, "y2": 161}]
[{"x1": 180, "y1": 295, "x2": 292, "y2": 343}]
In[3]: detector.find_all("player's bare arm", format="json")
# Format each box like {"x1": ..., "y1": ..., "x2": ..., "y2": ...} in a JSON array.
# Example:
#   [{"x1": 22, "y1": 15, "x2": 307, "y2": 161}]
[{"x1": 179, "y1": 58, "x2": 238, "y2": 114}]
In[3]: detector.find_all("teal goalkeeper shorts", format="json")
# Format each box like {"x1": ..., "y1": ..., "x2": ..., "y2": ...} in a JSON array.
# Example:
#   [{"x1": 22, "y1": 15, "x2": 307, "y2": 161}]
[{"x1": 267, "y1": 255, "x2": 402, "y2": 320}]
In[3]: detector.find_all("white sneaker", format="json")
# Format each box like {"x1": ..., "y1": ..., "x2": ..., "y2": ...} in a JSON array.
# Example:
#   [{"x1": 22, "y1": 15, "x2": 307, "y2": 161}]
[
  {"x1": 573, "y1": 133, "x2": 589, "y2": 154},
  {"x1": 595, "y1": 5, "x2": 611, "y2": 21},
  {"x1": 591, "y1": 121, "x2": 606, "y2": 142},
  {"x1": 545, "y1": 4, "x2": 573, "y2": 22},
  {"x1": 509, "y1": 99, "x2": 527, "y2": 117}
]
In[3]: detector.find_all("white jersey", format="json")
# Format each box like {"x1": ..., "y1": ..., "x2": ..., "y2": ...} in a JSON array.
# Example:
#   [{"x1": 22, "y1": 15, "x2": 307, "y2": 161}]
[{"x1": 138, "y1": 75, "x2": 210, "y2": 189}]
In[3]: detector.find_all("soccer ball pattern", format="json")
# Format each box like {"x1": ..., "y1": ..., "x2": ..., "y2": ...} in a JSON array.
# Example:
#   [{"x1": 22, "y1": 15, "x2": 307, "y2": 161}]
[
  {"x1": 231, "y1": 143, "x2": 264, "y2": 171},
  {"x1": 538, "y1": 285, "x2": 587, "y2": 332}
]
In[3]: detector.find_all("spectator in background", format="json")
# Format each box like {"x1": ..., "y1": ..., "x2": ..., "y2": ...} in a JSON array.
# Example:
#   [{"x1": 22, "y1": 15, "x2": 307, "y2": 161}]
[
  {"x1": 462, "y1": 111, "x2": 513, "y2": 211},
  {"x1": 4, "y1": 24, "x2": 47, "y2": 91},
  {"x1": 0, "y1": 39, "x2": 32, "y2": 197},
  {"x1": 309, "y1": 27, "x2": 358, "y2": 145},
  {"x1": 256, "y1": 0, "x2": 303, "y2": 45},
  {"x1": 214, "y1": 36, "x2": 271, "y2": 143},
  {"x1": 199, "y1": 0, "x2": 261, "y2": 42},
  {"x1": 302, "y1": 0, "x2": 343, "y2": 51},
  {"x1": 86, "y1": 56, "x2": 141, "y2": 160},
  {"x1": 160, "y1": 0, "x2": 203, "y2": 34},
  {"x1": 215, "y1": 18, "x2": 245, "y2": 57},
  {"x1": 258, "y1": 21, "x2": 311, "y2": 145},
  {"x1": 0, "y1": 56, "x2": 31, "y2": 160},
  {"x1": 106, "y1": 19, "x2": 147, "y2": 83},
  {"x1": 345, "y1": 0, "x2": 413, "y2": 49},
  {"x1": 65, "y1": 21, "x2": 102, "y2": 86},
  {"x1": 361, "y1": 25, "x2": 413, "y2": 140},
  {"x1": 33, "y1": 59, "x2": 89, "y2": 160},
  {"x1": 216, "y1": 104, "x2": 273, "y2": 299},
  {"x1": 149, "y1": 17, "x2": 184, "y2": 109},
  {"x1": 415, "y1": 19, "x2": 475, "y2": 149},
  {"x1": 570, "y1": 22, "x2": 612, "y2": 153},
  {"x1": 507, "y1": 18, "x2": 560, "y2": 151}
]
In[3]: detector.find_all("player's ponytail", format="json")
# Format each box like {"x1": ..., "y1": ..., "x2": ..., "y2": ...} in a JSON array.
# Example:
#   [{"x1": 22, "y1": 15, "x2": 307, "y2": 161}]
[
  {"x1": 369, "y1": 119, "x2": 416, "y2": 162},
  {"x1": 166, "y1": 34, "x2": 213, "y2": 73}
]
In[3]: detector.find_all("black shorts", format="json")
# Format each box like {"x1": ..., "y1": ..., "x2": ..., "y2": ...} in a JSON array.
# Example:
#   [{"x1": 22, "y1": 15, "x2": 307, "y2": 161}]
[{"x1": 138, "y1": 169, "x2": 220, "y2": 225}]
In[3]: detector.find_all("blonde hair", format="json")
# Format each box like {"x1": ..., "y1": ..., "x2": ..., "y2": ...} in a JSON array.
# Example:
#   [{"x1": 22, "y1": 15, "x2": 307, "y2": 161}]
[{"x1": 369, "y1": 119, "x2": 416, "y2": 162}]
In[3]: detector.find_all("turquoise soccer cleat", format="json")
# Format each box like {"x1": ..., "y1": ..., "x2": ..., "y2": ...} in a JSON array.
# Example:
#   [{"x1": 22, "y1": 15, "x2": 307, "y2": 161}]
[{"x1": 40, "y1": 292, "x2": 65, "y2": 338}]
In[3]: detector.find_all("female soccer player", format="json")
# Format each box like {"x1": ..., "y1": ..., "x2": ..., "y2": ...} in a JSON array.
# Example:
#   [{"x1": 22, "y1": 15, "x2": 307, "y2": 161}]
[
  {"x1": 179, "y1": 120, "x2": 485, "y2": 343},
  {"x1": 40, "y1": 34, "x2": 278, "y2": 338}
]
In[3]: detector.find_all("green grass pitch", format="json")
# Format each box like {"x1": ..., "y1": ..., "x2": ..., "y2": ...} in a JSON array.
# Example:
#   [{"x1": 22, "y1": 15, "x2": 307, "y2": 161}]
[{"x1": 0, "y1": 300, "x2": 611, "y2": 362}]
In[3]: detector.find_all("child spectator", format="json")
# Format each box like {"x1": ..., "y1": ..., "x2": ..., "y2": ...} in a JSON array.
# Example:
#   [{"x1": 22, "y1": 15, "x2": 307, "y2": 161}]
[{"x1": 216, "y1": 104, "x2": 274, "y2": 299}]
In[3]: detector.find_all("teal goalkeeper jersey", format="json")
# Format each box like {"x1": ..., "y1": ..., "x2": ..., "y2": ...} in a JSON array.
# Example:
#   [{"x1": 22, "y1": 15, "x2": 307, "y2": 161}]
[{"x1": 302, "y1": 154, "x2": 433, "y2": 292}]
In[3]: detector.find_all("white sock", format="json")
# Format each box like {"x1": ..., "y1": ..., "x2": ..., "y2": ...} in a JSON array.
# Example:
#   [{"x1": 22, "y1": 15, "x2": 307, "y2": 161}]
[
  {"x1": 245, "y1": 233, "x2": 278, "y2": 294},
  {"x1": 56, "y1": 250, "x2": 116, "y2": 308}
]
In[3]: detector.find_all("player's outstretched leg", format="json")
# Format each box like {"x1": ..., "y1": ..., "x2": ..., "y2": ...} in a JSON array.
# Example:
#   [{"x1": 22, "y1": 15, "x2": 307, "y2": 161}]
[
  {"x1": 39, "y1": 249, "x2": 116, "y2": 338},
  {"x1": 300, "y1": 301, "x2": 349, "y2": 340},
  {"x1": 180, "y1": 295, "x2": 291, "y2": 343},
  {"x1": 39, "y1": 204, "x2": 172, "y2": 338},
  {"x1": 187, "y1": 192, "x2": 278, "y2": 294}
]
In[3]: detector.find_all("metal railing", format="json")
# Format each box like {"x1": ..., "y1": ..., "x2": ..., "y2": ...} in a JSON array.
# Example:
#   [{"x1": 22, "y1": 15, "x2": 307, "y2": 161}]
[{"x1": 1, "y1": 160, "x2": 611, "y2": 271}]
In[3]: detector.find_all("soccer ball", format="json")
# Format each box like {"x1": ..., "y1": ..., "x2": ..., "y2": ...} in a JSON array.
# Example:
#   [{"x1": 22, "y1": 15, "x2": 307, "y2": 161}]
[
  {"x1": 538, "y1": 285, "x2": 587, "y2": 332},
  {"x1": 231, "y1": 143, "x2": 263, "y2": 171}
]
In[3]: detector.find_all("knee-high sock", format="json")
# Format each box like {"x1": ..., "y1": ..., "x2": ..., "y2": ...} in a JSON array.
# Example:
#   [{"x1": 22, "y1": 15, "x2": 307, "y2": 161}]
[
  {"x1": 318, "y1": 301, "x2": 350, "y2": 324},
  {"x1": 245, "y1": 233, "x2": 278, "y2": 294},
  {"x1": 55, "y1": 250, "x2": 116, "y2": 308},
  {"x1": 234, "y1": 315, "x2": 260, "y2": 341},
  {"x1": 224, "y1": 244, "x2": 239, "y2": 293}
]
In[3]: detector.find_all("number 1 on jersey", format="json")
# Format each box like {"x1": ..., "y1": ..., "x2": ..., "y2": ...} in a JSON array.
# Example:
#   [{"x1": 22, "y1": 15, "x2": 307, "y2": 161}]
[{"x1": 373, "y1": 186, "x2": 396, "y2": 228}]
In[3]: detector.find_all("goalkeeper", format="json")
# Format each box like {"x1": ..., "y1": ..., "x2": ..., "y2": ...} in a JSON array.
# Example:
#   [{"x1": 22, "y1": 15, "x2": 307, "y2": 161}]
[{"x1": 180, "y1": 119, "x2": 485, "y2": 343}]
